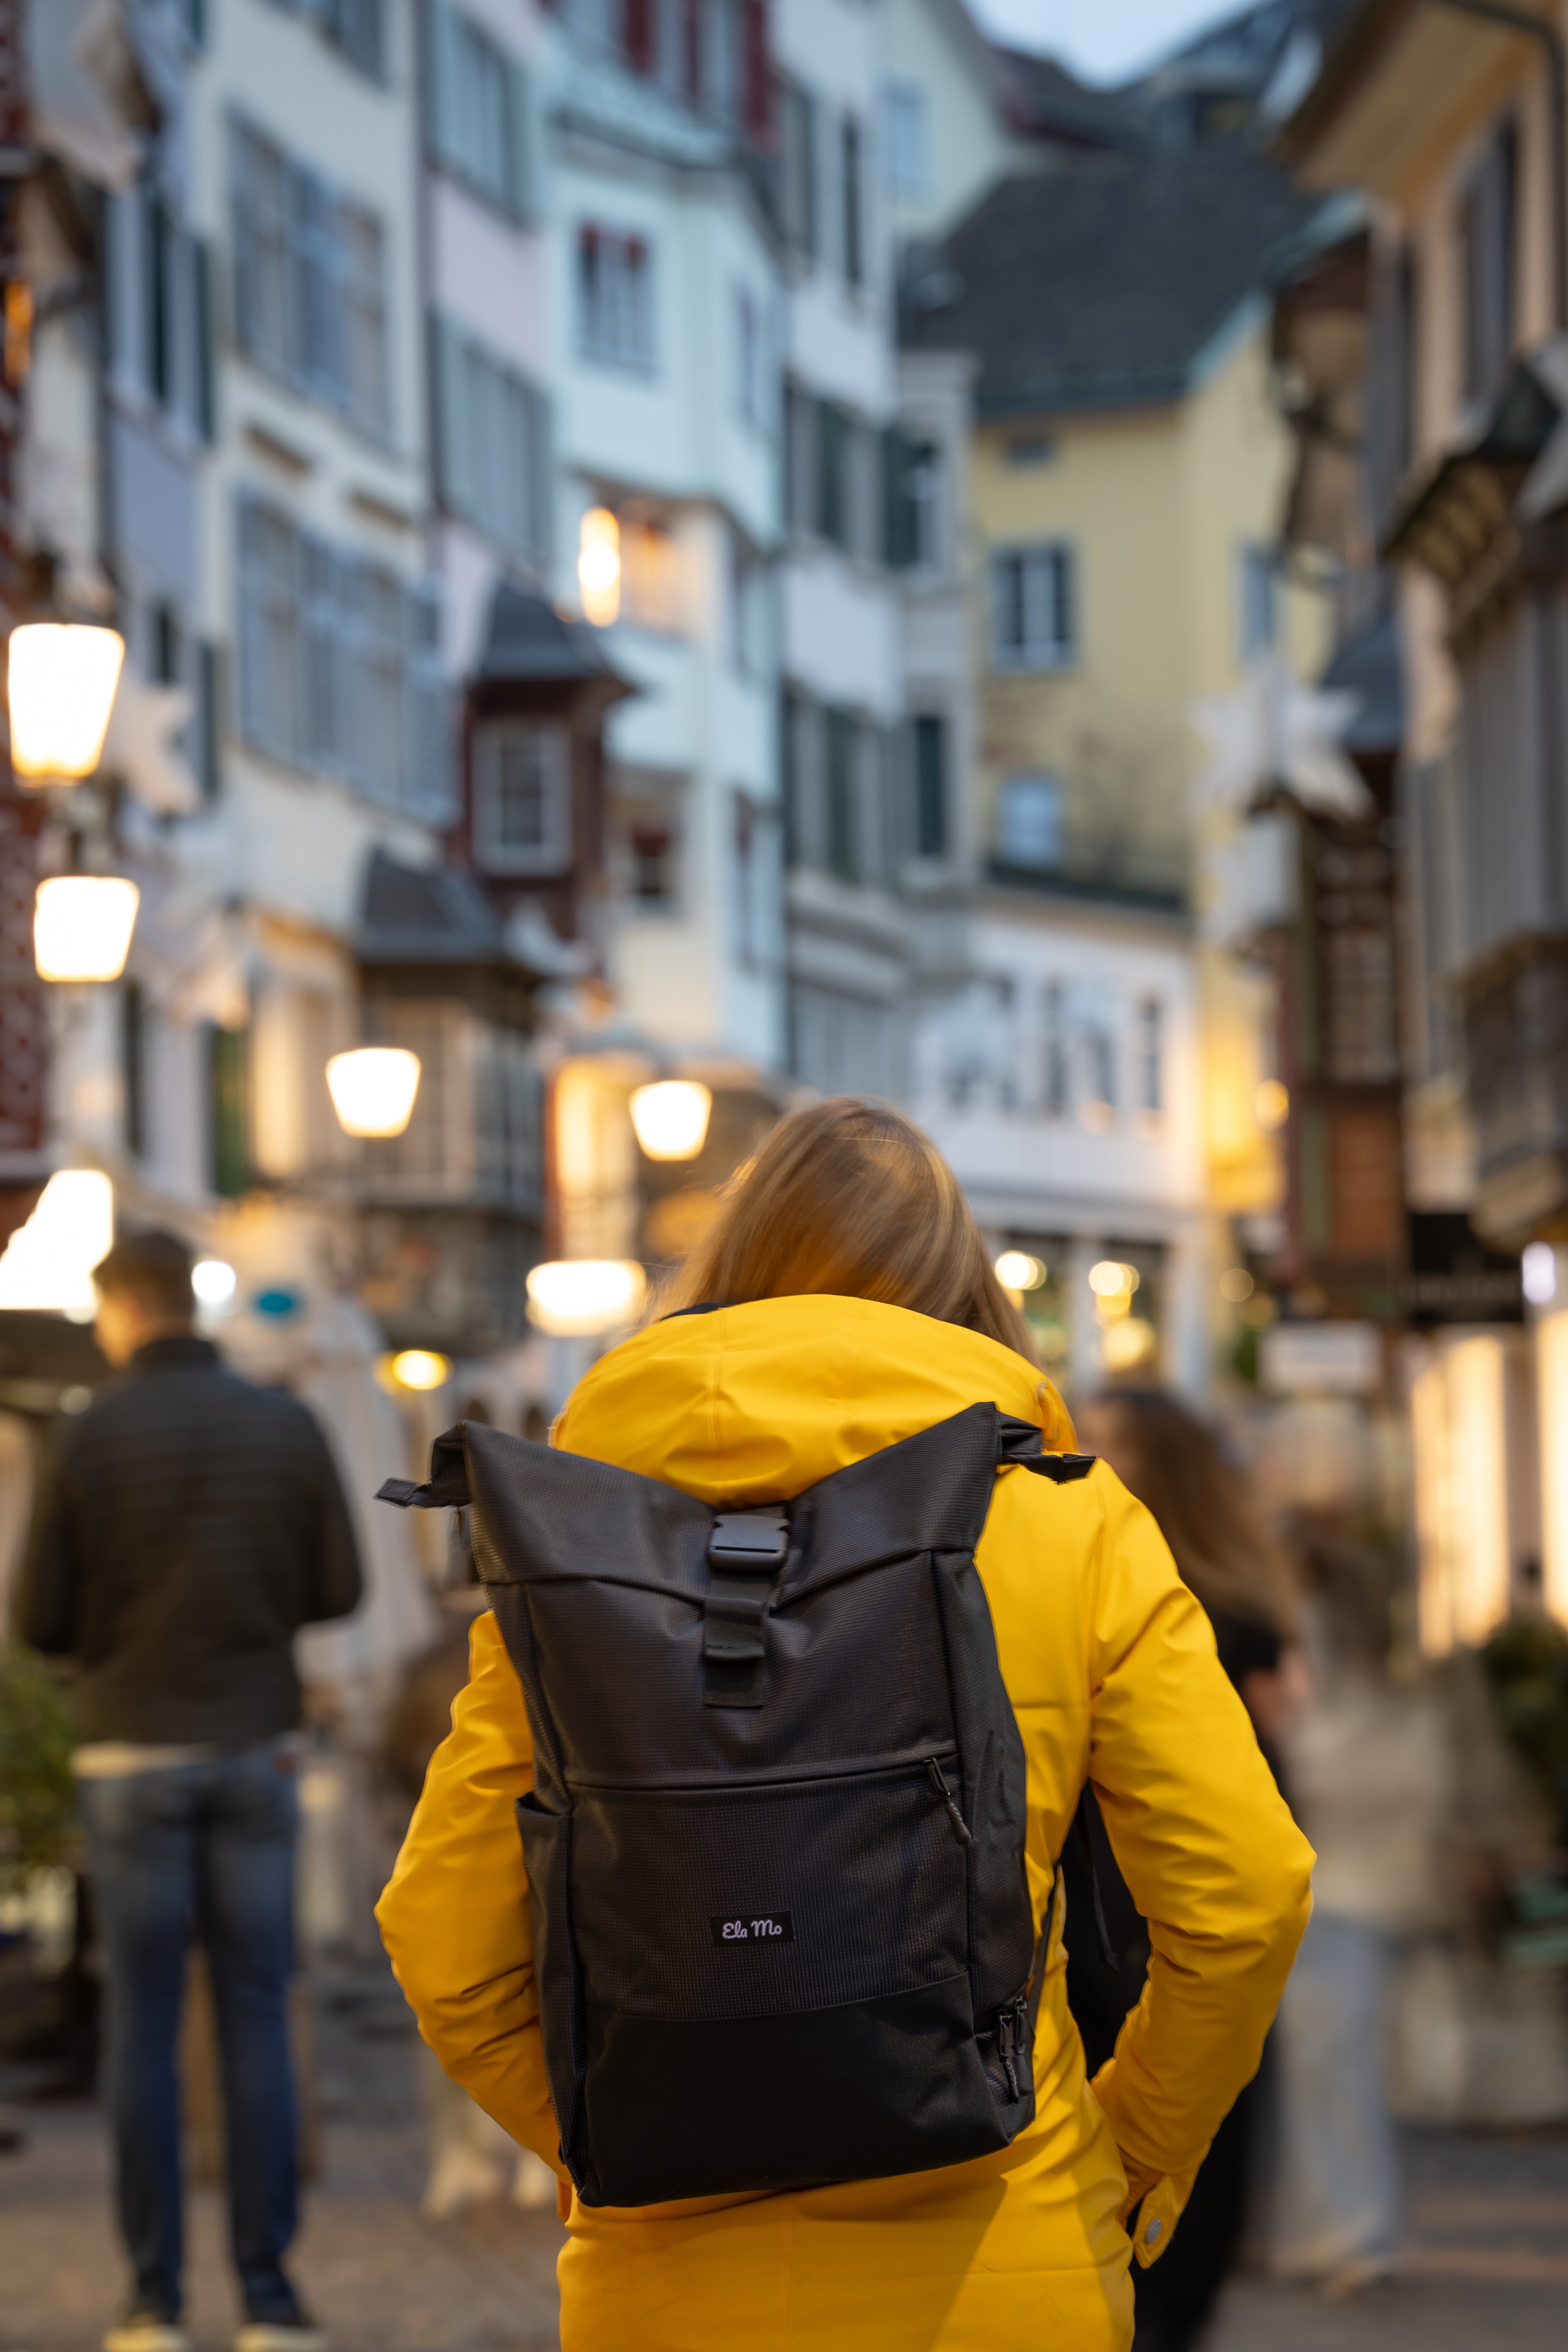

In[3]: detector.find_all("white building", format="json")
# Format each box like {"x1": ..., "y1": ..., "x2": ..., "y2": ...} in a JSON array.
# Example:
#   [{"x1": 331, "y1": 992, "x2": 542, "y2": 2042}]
[{"x1": 545, "y1": 0, "x2": 784, "y2": 1078}]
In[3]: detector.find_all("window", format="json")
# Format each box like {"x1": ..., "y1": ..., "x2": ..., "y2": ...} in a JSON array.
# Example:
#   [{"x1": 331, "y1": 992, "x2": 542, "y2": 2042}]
[
  {"x1": 824, "y1": 706, "x2": 857, "y2": 882},
  {"x1": 733, "y1": 792, "x2": 781, "y2": 971},
  {"x1": 632, "y1": 823, "x2": 675, "y2": 904},
  {"x1": 734, "y1": 284, "x2": 766, "y2": 431},
  {"x1": 842, "y1": 115, "x2": 864, "y2": 290},
  {"x1": 578, "y1": 225, "x2": 655, "y2": 371},
  {"x1": 619, "y1": 512, "x2": 682, "y2": 630},
  {"x1": 236, "y1": 495, "x2": 452, "y2": 819},
  {"x1": 473, "y1": 721, "x2": 571, "y2": 874},
  {"x1": 1042, "y1": 982, "x2": 1069, "y2": 1116},
  {"x1": 263, "y1": 0, "x2": 383, "y2": 78},
  {"x1": 783, "y1": 83, "x2": 817, "y2": 259},
  {"x1": 911, "y1": 714, "x2": 946, "y2": 858},
  {"x1": 885, "y1": 430, "x2": 939, "y2": 568},
  {"x1": 991, "y1": 545, "x2": 1075, "y2": 671},
  {"x1": 144, "y1": 187, "x2": 174, "y2": 405},
  {"x1": 426, "y1": 4, "x2": 532, "y2": 218},
  {"x1": 208, "y1": 1025, "x2": 249, "y2": 1198},
  {"x1": 997, "y1": 773, "x2": 1064, "y2": 869},
  {"x1": 232, "y1": 119, "x2": 389, "y2": 435},
  {"x1": 1137, "y1": 998, "x2": 1163, "y2": 1116},
  {"x1": 817, "y1": 400, "x2": 854, "y2": 549},
  {"x1": 432, "y1": 316, "x2": 552, "y2": 564},
  {"x1": 1238, "y1": 545, "x2": 1278, "y2": 662},
  {"x1": 728, "y1": 528, "x2": 768, "y2": 676},
  {"x1": 122, "y1": 982, "x2": 146, "y2": 1158},
  {"x1": 152, "y1": 600, "x2": 181, "y2": 687},
  {"x1": 1461, "y1": 114, "x2": 1517, "y2": 401},
  {"x1": 882, "y1": 80, "x2": 926, "y2": 197}
]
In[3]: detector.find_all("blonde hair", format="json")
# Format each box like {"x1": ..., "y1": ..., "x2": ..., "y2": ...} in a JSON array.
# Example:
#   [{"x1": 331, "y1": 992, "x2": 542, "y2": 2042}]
[
  {"x1": 1091, "y1": 1387, "x2": 1299, "y2": 1638},
  {"x1": 658, "y1": 1096, "x2": 1038, "y2": 1362}
]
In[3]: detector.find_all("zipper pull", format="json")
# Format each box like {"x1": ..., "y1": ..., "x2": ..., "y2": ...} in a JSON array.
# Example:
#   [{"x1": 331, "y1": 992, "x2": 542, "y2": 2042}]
[
  {"x1": 926, "y1": 1757, "x2": 973, "y2": 1845},
  {"x1": 997, "y1": 2005, "x2": 1020, "y2": 2100}
]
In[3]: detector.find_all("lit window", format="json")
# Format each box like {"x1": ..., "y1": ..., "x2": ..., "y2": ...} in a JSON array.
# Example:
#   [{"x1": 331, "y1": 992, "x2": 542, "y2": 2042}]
[{"x1": 991, "y1": 545, "x2": 1075, "y2": 671}]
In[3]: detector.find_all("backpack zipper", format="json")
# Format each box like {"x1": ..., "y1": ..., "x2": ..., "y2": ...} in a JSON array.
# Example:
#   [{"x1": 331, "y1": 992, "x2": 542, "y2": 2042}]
[
  {"x1": 925, "y1": 1756, "x2": 972, "y2": 1845},
  {"x1": 994, "y1": 1993, "x2": 1030, "y2": 2100}
]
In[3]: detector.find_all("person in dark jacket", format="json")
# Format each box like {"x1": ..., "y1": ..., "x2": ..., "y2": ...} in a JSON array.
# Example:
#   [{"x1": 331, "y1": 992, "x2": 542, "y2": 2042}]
[{"x1": 11, "y1": 1229, "x2": 363, "y2": 2352}]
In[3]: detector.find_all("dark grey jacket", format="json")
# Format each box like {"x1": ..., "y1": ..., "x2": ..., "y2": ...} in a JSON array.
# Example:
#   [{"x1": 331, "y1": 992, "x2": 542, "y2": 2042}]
[{"x1": 12, "y1": 1336, "x2": 363, "y2": 1744}]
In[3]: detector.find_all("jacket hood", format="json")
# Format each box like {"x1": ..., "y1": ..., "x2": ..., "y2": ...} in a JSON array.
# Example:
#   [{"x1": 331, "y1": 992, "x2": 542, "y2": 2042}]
[{"x1": 554, "y1": 1293, "x2": 1074, "y2": 1506}]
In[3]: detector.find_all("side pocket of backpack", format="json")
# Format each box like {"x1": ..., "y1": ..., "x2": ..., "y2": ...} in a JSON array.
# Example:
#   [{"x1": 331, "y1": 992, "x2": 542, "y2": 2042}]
[{"x1": 515, "y1": 1794, "x2": 590, "y2": 2197}]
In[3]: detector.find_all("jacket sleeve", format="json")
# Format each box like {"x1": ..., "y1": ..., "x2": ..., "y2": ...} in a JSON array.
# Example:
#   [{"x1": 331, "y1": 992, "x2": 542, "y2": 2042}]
[
  {"x1": 376, "y1": 1610, "x2": 564, "y2": 2177},
  {"x1": 301, "y1": 1418, "x2": 364, "y2": 1625},
  {"x1": 9, "y1": 1426, "x2": 79, "y2": 1655},
  {"x1": 1083, "y1": 1471, "x2": 1314, "y2": 2263}
]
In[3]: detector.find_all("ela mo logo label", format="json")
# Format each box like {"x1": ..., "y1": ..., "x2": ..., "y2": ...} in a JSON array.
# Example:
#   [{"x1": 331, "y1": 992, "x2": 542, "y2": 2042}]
[{"x1": 711, "y1": 1910, "x2": 795, "y2": 1945}]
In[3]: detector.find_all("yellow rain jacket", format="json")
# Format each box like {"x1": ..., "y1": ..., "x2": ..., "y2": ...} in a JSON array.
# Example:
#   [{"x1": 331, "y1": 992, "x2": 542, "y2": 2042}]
[{"x1": 378, "y1": 1296, "x2": 1313, "y2": 2352}]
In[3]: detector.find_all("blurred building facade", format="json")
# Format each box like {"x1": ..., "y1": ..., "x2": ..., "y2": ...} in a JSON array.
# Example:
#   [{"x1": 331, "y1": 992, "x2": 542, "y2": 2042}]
[{"x1": 1279, "y1": 0, "x2": 1566, "y2": 1642}]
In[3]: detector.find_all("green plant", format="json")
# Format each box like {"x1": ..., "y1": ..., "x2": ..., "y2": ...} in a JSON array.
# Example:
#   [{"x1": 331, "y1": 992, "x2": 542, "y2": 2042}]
[
  {"x1": 1480, "y1": 1617, "x2": 1568, "y2": 1847},
  {"x1": 0, "y1": 1642, "x2": 77, "y2": 1894}
]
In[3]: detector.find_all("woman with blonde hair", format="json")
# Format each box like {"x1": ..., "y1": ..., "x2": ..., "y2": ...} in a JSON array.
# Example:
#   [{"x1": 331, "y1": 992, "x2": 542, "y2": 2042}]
[{"x1": 378, "y1": 1098, "x2": 1311, "y2": 2352}]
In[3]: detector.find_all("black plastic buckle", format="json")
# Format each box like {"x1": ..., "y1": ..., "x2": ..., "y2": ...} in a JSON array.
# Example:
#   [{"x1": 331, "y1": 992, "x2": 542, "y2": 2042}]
[{"x1": 703, "y1": 1510, "x2": 788, "y2": 1709}]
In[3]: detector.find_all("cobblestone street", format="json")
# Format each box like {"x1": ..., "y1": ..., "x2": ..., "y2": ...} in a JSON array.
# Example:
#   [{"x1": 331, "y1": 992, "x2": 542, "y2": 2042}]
[{"x1": 3, "y1": 1968, "x2": 1567, "y2": 2352}]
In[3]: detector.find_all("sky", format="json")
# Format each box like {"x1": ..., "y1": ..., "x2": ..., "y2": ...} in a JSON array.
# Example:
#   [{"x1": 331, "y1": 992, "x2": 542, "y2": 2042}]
[{"x1": 970, "y1": 0, "x2": 1237, "y2": 85}]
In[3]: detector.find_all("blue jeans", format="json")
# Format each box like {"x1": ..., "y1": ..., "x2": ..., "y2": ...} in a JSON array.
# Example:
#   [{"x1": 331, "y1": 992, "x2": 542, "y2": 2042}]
[{"x1": 80, "y1": 1745, "x2": 303, "y2": 2324}]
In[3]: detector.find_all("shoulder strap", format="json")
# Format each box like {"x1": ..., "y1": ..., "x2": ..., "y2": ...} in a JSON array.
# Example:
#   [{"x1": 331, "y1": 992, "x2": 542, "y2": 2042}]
[
  {"x1": 377, "y1": 1424, "x2": 469, "y2": 1508},
  {"x1": 995, "y1": 1413, "x2": 1097, "y2": 1485}
]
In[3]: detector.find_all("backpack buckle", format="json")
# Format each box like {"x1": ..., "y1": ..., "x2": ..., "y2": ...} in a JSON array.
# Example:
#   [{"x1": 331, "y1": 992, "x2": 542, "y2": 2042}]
[{"x1": 703, "y1": 1510, "x2": 789, "y2": 1709}]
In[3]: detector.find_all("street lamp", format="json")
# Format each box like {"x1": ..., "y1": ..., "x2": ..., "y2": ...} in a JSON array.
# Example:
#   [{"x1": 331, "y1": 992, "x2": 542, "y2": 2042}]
[
  {"x1": 525, "y1": 1259, "x2": 645, "y2": 1336},
  {"x1": 33, "y1": 875, "x2": 140, "y2": 982},
  {"x1": 325, "y1": 1047, "x2": 421, "y2": 1139},
  {"x1": 7, "y1": 621, "x2": 125, "y2": 783},
  {"x1": 630, "y1": 1078, "x2": 711, "y2": 1161},
  {"x1": 0, "y1": 1168, "x2": 114, "y2": 1314},
  {"x1": 578, "y1": 507, "x2": 621, "y2": 627}
]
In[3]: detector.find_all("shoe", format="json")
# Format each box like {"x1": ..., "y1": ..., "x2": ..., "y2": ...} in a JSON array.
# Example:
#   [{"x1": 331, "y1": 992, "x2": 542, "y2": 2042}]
[
  {"x1": 235, "y1": 2318, "x2": 327, "y2": 2352},
  {"x1": 103, "y1": 2314, "x2": 191, "y2": 2352}
]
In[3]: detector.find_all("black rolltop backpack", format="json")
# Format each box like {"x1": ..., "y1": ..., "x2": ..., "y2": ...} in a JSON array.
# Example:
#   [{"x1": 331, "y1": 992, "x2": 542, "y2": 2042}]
[{"x1": 380, "y1": 1400, "x2": 1095, "y2": 2208}]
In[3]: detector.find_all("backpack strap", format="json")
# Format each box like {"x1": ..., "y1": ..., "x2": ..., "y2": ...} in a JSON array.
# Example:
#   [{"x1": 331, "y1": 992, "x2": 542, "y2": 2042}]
[
  {"x1": 995, "y1": 1413, "x2": 1097, "y2": 1484},
  {"x1": 376, "y1": 1424, "x2": 470, "y2": 1509},
  {"x1": 703, "y1": 1508, "x2": 790, "y2": 1710}
]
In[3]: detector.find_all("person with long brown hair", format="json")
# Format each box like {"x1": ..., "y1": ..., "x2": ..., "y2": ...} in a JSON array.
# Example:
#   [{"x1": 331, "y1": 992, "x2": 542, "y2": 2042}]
[
  {"x1": 378, "y1": 1099, "x2": 1311, "y2": 2352},
  {"x1": 1070, "y1": 1387, "x2": 1306, "y2": 2352}
]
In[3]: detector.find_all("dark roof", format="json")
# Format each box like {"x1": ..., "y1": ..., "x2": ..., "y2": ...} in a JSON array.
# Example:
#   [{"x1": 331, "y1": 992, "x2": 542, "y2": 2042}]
[
  {"x1": 991, "y1": 48, "x2": 1143, "y2": 151},
  {"x1": 359, "y1": 849, "x2": 513, "y2": 970},
  {"x1": 901, "y1": 147, "x2": 1321, "y2": 418},
  {"x1": 1321, "y1": 611, "x2": 1403, "y2": 754},
  {"x1": 474, "y1": 582, "x2": 624, "y2": 686}
]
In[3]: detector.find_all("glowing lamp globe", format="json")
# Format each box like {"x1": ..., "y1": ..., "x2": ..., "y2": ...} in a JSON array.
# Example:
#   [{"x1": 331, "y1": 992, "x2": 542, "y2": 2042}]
[
  {"x1": 630, "y1": 1079, "x2": 712, "y2": 1161},
  {"x1": 578, "y1": 508, "x2": 621, "y2": 627},
  {"x1": 389, "y1": 1349, "x2": 452, "y2": 1392},
  {"x1": 994, "y1": 1251, "x2": 1045, "y2": 1292},
  {"x1": 33, "y1": 875, "x2": 140, "y2": 982},
  {"x1": 0, "y1": 1169, "x2": 114, "y2": 1316},
  {"x1": 525, "y1": 1259, "x2": 646, "y2": 1338},
  {"x1": 8, "y1": 622, "x2": 125, "y2": 781},
  {"x1": 326, "y1": 1047, "x2": 421, "y2": 1138}
]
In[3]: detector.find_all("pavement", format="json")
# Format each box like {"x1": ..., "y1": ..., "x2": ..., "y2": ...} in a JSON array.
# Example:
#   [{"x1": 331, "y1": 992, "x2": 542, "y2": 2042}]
[{"x1": 2, "y1": 1960, "x2": 1567, "y2": 2352}]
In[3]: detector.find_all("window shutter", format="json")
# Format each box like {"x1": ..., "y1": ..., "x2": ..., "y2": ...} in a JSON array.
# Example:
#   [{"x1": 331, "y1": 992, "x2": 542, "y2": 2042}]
[
  {"x1": 431, "y1": 313, "x2": 474, "y2": 521},
  {"x1": 192, "y1": 236, "x2": 216, "y2": 442},
  {"x1": 299, "y1": 532, "x2": 339, "y2": 770},
  {"x1": 507, "y1": 57, "x2": 534, "y2": 217},
  {"x1": 405, "y1": 582, "x2": 456, "y2": 824},
  {"x1": 231, "y1": 124, "x2": 257, "y2": 359},
  {"x1": 428, "y1": 1, "x2": 465, "y2": 173},
  {"x1": 236, "y1": 497, "x2": 266, "y2": 751},
  {"x1": 526, "y1": 380, "x2": 553, "y2": 566}
]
